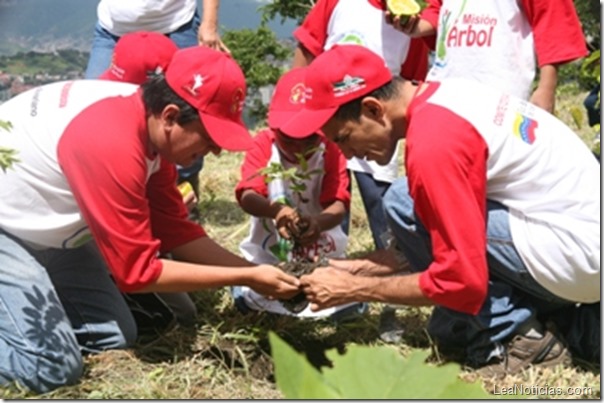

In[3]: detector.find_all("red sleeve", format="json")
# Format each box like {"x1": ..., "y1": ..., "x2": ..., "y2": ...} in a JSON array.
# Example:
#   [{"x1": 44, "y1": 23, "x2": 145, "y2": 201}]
[
  {"x1": 57, "y1": 96, "x2": 204, "y2": 292},
  {"x1": 235, "y1": 129, "x2": 273, "y2": 204},
  {"x1": 419, "y1": 0, "x2": 440, "y2": 51},
  {"x1": 293, "y1": 0, "x2": 340, "y2": 57},
  {"x1": 405, "y1": 102, "x2": 489, "y2": 315},
  {"x1": 521, "y1": 0, "x2": 588, "y2": 67},
  {"x1": 420, "y1": 0, "x2": 441, "y2": 29},
  {"x1": 399, "y1": 38, "x2": 430, "y2": 80},
  {"x1": 319, "y1": 139, "x2": 351, "y2": 210},
  {"x1": 146, "y1": 158, "x2": 207, "y2": 253}
]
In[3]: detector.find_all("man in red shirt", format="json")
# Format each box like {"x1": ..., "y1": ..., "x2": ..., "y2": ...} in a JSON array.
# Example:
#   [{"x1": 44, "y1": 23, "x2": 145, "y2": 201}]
[
  {"x1": 0, "y1": 47, "x2": 300, "y2": 393},
  {"x1": 283, "y1": 45, "x2": 599, "y2": 377}
]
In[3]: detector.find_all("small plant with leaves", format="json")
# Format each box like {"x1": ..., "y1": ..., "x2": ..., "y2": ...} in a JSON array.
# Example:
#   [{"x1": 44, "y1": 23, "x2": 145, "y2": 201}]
[
  {"x1": 255, "y1": 146, "x2": 326, "y2": 312},
  {"x1": 257, "y1": 146, "x2": 324, "y2": 258},
  {"x1": 0, "y1": 120, "x2": 20, "y2": 173}
]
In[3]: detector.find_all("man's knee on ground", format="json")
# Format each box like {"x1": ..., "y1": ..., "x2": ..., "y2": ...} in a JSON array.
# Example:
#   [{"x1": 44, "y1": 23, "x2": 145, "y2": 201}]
[{"x1": 2, "y1": 345, "x2": 84, "y2": 394}]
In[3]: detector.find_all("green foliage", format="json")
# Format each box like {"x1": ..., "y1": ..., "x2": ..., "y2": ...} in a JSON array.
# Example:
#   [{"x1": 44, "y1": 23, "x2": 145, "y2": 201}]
[
  {"x1": 269, "y1": 332, "x2": 496, "y2": 399},
  {"x1": 0, "y1": 120, "x2": 19, "y2": 173},
  {"x1": 573, "y1": 0, "x2": 600, "y2": 49},
  {"x1": 257, "y1": 147, "x2": 323, "y2": 205},
  {"x1": 259, "y1": 0, "x2": 315, "y2": 25},
  {"x1": 580, "y1": 49, "x2": 601, "y2": 94},
  {"x1": 222, "y1": 24, "x2": 292, "y2": 125}
]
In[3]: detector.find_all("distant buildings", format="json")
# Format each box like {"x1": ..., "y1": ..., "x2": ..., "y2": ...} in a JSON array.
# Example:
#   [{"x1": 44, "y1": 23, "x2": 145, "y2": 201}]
[{"x1": 0, "y1": 70, "x2": 84, "y2": 104}]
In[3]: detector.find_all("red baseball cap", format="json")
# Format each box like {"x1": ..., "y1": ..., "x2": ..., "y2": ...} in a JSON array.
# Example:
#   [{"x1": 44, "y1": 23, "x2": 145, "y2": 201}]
[
  {"x1": 280, "y1": 45, "x2": 392, "y2": 138},
  {"x1": 99, "y1": 31, "x2": 178, "y2": 84},
  {"x1": 268, "y1": 67, "x2": 315, "y2": 138},
  {"x1": 165, "y1": 47, "x2": 252, "y2": 151}
]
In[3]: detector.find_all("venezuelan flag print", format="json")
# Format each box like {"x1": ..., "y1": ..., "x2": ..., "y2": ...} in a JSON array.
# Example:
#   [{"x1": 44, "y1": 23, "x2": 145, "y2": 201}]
[{"x1": 513, "y1": 113, "x2": 538, "y2": 144}]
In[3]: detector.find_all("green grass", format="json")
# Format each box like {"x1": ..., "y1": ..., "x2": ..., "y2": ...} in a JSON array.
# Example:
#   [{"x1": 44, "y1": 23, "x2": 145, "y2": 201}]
[{"x1": 0, "y1": 85, "x2": 600, "y2": 399}]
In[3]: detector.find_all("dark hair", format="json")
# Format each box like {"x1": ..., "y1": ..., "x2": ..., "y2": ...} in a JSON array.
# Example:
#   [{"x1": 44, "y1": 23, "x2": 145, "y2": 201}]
[
  {"x1": 141, "y1": 75, "x2": 199, "y2": 125},
  {"x1": 333, "y1": 76, "x2": 403, "y2": 121}
]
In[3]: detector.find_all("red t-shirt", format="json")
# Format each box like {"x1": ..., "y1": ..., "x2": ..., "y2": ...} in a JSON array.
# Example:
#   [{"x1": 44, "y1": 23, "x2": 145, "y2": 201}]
[{"x1": 58, "y1": 91, "x2": 206, "y2": 292}]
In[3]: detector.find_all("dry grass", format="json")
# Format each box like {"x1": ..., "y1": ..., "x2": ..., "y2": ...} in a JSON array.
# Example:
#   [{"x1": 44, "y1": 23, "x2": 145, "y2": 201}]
[{"x1": 0, "y1": 84, "x2": 600, "y2": 399}]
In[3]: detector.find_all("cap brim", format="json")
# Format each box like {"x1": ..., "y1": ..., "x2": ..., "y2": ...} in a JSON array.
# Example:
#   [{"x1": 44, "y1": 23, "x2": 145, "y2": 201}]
[
  {"x1": 279, "y1": 106, "x2": 338, "y2": 139},
  {"x1": 98, "y1": 70, "x2": 112, "y2": 80},
  {"x1": 268, "y1": 109, "x2": 296, "y2": 131},
  {"x1": 200, "y1": 113, "x2": 253, "y2": 152}
]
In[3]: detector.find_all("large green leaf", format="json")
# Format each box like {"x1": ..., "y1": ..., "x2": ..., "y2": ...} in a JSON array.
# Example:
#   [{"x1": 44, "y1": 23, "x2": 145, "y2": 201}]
[
  {"x1": 270, "y1": 332, "x2": 495, "y2": 399},
  {"x1": 270, "y1": 333, "x2": 340, "y2": 399}
]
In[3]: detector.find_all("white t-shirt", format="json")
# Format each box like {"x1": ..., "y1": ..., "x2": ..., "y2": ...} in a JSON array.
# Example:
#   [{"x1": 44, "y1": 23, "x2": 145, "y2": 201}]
[
  {"x1": 97, "y1": 0, "x2": 197, "y2": 36},
  {"x1": 325, "y1": 0, "x2": 407, "y2": 182},
  {"x1": 0, "y1": 80, "x2": 140, "y2": 249},
  {"x1": 425, "y1": 0, "x2": 535, "y2": 99},
  {"x1": 407, "y1": 78, "x2": 600, "y2": 312}
]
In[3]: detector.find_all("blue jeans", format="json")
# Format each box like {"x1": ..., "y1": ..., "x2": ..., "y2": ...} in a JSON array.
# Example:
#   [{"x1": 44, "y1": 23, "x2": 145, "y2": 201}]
[
  {"x1": 84, "y1": 11, "x2": 201, "y2": 79},
  {"x1": 341, "y1": 171, "x2": 391, "y2": 250},
  {"x1": 382, "y1": 178, "x2": 576, "y2": 365},
  {"x1": 0, "y1": 230, "x2": 136, "y2": 393}
]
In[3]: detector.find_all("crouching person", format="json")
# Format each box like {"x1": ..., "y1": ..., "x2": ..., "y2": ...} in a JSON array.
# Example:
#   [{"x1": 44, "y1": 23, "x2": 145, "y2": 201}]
[
  {"x1": 286, "y1": 45, "x2": 599, "y2": 377},
  {"x1": 0, "y1": 47, "x2": 300, "y2": 393}
]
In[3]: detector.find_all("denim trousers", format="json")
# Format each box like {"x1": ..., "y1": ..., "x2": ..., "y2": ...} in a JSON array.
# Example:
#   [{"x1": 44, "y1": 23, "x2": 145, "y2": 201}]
[
  {"x1": 84, "y1": 11, "x2": 201, "y2": 78},
  {"x1": 382, "y1": 178, "x2": 577, "y2": 366},
  {"x1": 0, "y1": 231, "x2": 137, "y2": 393},
  {"x1": 341, "y1": 171, "x2": 391, "y2": 250}
]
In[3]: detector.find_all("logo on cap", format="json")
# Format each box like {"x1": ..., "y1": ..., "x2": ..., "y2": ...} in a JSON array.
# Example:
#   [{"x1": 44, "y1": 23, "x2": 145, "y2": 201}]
[
  {"x1": 289, "y1": 82, "x2": 306, "y2": 105},
  {"x1": 183, "y1": 74, "x2": 204, "y2": 97},
  {"x1": 231, "y1": 87, "x2": 245, "y2": 115},
  {"x1": 333, "y1": 75, "x2": 366, "y2": 97}
]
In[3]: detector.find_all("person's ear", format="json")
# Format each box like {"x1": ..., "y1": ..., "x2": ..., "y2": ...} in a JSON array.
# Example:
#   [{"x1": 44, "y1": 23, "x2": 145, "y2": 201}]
[
  {"x1": 161, "y1": 104, "x2": 180, "y2": 127},
  {"x1": 361, "y1": 97, "x2": 385, "y2": 121}
]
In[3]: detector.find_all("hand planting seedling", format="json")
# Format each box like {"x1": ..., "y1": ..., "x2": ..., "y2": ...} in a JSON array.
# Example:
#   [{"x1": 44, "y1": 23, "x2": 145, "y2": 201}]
[{"x1": 256, "y1": 146, "x2": 326, "y2": 312}]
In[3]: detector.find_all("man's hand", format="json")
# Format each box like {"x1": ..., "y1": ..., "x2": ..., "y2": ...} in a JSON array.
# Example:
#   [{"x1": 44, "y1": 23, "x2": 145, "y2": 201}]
[
  {"x1": 300, "y1": 267, "x2": 359, "y2": 310},
  {"x1": 247, "y1": 265, "x2": 301, "y2": 300}
]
